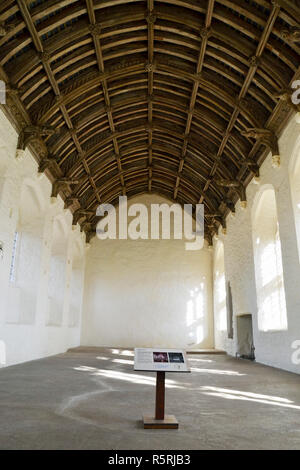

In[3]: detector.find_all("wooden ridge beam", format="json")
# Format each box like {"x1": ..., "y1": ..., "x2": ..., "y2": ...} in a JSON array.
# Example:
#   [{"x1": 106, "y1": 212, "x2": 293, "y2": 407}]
[{"x1": 146, "y1": 0, "x2": 155, "y2": 192}]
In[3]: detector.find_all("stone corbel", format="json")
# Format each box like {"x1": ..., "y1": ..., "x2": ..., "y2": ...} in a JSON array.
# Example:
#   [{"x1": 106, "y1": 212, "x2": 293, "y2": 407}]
[
  {"x1": 51, "y1": 177, "x2": 79, "y2": 199},
  {"x1": 215, "y1": 216, "x2": 227, "y2": 235},
  {"x1": 206, "y1": 232, "x2": 214, "y2": 251},
  {"x1": 215, "y1": 178, "x2": 247, "y2": 209},
  {"x1": 243, "y1": 159, "x2": 260, "y2": 183},
  {"x1": 72, "y1": 209, "x2": 95, "y2": 227},
  {"x1": 16, "y1": 125, "x2": 60, "y2": 160},
  {"x1": 241, "y1": 128, "x2": 280, "y2": 168},
  {"x1": 274, "y1": 87, "x2": 300, "y2": 123},
  {"x1": 81, "y1": 221, "x2": 92, "y2": 234},
  {"x1": 86, "y1": 230, "x2": 96, "y2": 245},
  {"x1": 5, "y1": 84, "x2": 26, "y2": 97},
  {"x1": 64, "y1": 197, "x2": 79, "y2": 210},
  {"x1": 206, "y1": 222, "x2": 218, "y2": 241},
  {"x1": 224, "y1": 199, "x2": 236, "y2": 215},
  {"x1": 15, "y1": 149, "x2": 26, "y2": 160},
  {"x1": 206, "y1": 213, "x2": 227, "y2": 235},
  {"x1": 38, "y1": 155, "x2": 60, "y2": 177}
]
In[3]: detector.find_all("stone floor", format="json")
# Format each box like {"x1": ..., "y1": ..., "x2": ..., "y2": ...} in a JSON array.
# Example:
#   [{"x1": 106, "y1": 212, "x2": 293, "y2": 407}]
[{"x1": 0, "y1": 347, "x2": 300, "y2": 450}]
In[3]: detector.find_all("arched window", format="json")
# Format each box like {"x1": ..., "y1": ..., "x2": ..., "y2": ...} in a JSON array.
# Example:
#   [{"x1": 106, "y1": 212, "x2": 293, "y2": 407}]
[
  {"x1": 289, "y1": 138, "x2": 300, "y2": 261},
  {"x1": 7, "y1": 180, "x2": 45, "y2": 324},
  {"x1": 252, "y1": 186, "x2": 287, "y2": 332},
  {"x1": 213, "y1": 240, "x2": 227, "y2": 333}
]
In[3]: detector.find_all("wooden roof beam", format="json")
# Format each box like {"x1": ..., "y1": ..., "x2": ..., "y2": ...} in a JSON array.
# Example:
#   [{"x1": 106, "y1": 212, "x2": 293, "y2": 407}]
[
  {"x1": 17, "y1": 0, "x2": 101, "y2": 212},
  {"x1": 146, "y1": 0, "x2": 155, "y2": 192},
  {"x1": 199, "y1": 1, "x2": 281, "y2": 207},
  {"x1": 86, "y1": 0, "x2": 126, "y2": 195},
  {"x1": 174, "y1": 0, "x2": 214, "y2": 200}
]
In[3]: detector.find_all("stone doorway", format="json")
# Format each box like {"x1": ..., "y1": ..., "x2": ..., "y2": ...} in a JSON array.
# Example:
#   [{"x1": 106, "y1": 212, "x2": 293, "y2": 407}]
[{"x1": 236, "y1": 314, "x2": 255, "y2": 360}]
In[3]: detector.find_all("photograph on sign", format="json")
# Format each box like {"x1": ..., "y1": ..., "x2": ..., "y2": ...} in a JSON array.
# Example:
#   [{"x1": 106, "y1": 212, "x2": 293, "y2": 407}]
[
  {"x1": 153, "y1": 352, "x2": 169, "y2": 363},
  {"x1": 169, "y1": 352, "x2": 184, "y2": 363}
]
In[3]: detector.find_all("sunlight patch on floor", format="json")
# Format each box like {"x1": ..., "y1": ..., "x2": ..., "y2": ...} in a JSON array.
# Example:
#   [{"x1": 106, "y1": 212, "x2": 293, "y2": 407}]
[
  {"x1": 191, "y1": 368, "x2": 245, "y2": 376},
  {"x1": 200, "y1": 386, "x2": 300, "y2": 410},
  {"x1": 73, "y1": 365, "x2": 185, "y2": 388}
]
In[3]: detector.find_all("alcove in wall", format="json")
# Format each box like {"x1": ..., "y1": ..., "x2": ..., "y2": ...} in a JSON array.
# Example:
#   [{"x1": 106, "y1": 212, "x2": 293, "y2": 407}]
[
  {"x1": 68, "y1": 240, "x2": 85, "y2": 328},
  {"x1": 236, "y1": 314, "x2": 255, "y2": 360},
  {"x1": 251, "y1": 185, "x2": 288, "y2": 332},
  {"x1": 46, "y1": 216, "x2": 68, "y2": 327},
  {"x1": 7, "y1": 179, "x2": 45, "y2": 325}
]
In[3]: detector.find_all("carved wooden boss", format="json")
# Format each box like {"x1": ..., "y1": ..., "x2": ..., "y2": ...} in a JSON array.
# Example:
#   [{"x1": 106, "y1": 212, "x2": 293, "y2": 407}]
[{"x1": 0, "y1": 0, "x2": 299, "y2": 244}]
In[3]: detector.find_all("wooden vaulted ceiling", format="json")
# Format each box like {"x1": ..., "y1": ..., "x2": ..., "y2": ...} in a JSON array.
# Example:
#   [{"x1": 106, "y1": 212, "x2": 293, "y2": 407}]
[{"x1": 0, "y1": 0, "x2": 300, "y2": 243}]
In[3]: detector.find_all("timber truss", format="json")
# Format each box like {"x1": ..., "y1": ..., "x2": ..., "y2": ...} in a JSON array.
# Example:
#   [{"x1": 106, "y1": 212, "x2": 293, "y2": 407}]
[{"x1": 0, "y1": 0, "x2": 300, "y2": 243}]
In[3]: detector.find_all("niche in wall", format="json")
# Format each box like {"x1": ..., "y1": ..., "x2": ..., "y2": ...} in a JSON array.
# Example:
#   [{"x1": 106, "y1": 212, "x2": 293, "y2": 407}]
[
  {"x1": 236, "y1": 314, "x2": 255, "y2": 360},
  {"x1": 226, "y1": 281, "x2": 234, "y2": 339},
  {"x1": 213, "y1": 240, "x2": 227, "y2": 333},
  {"x1": 46, "y1": 216, "x2": 68, "y2": 327},
  {"x1": 6, "y1": 180, "x2": 45, "y2": 325},
  {"x1": 68, "y1": 242, "x2": 84, "y2": 328},
  {"x1": 252, "y1": 186, "x2": 288, "y2": 332},
  {"x1": 289, "y1": 139, "x2": 300, "y2": 262}
]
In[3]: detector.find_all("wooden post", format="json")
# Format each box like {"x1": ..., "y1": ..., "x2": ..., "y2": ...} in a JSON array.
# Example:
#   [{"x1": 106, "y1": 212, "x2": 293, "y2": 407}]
[
  {"x1": 155, "y1": 371, "x2": 165, "y2": 420},
  {"x1": 143, "y1": 371, "x2": 178, "y2": 429}
]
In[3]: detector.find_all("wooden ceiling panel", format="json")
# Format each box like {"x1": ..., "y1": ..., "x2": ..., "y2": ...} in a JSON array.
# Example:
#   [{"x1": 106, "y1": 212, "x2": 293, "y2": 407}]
[{"x1": 0, "y1": 0, "x2": 299, "y2": 242}]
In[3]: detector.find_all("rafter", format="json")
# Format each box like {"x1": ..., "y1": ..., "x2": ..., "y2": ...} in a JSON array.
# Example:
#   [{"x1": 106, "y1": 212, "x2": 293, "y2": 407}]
[
  {"x1": 86, "y1": 0, "x2": 126, "y2": 196},
  {"x1": 174, "y1": 0, "x2": 215, "y2": 201},
  {"x1": 146, "y1": 0, "x2": 155, "y2": 193},
  {"x1": 199, "y1": 1, "x2": 281, "y2": 216},
  {"x1": 0, "y1": 0, "x2": 298, "y2": 238},
  {"x1": 16, "y1": 0, "x2": 101, "y2": 208}
]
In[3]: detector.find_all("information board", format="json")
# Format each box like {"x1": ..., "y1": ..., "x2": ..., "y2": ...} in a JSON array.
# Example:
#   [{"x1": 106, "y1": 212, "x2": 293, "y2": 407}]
[{"x1": 134, "y1": 348, "x2": 190, "y2": 372}]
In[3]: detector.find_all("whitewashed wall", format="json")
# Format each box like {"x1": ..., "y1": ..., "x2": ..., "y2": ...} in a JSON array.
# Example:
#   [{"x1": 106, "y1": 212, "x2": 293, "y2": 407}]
[
  {"x1": 1, "y1": 104, "x2": 300, "y2": 374},
  {"x1": 214, "y1": 116, "x2": 300, "y2": 374},
  {"x1": 81, "y1": 194, "x2": 214, "y2": 349},
  {"x1": 0, "y1": 110, "x2": 86, "y2": 367}
]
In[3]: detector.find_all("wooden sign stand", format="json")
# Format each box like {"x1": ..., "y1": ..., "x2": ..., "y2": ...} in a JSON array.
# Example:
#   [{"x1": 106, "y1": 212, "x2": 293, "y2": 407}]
[{"x1": 143, "y1": 371, "x2": 179, "y2": 429}]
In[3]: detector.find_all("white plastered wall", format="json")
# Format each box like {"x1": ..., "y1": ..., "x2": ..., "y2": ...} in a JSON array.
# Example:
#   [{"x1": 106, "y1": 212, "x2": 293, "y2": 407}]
[
  {"x1": 81, "y1": 194, "x2": 214, "y2": 349},
  {"x1": 1, "y1": 102, "x2": 300, "y2": 373},
  {"x1": 0, "y1": 109, "x2": 86, "y2": 367},
  {"x1": 214, "y1": 116, "x2": 300, "y2": 374}
]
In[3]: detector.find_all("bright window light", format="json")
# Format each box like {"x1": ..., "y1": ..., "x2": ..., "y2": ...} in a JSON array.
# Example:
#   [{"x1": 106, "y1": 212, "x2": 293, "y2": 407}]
[
  {"x1": 214, "y1": 241, "x2": 227, "y2": 332},
  {"x1": 253, "y1": 189, "x2": 287, "y2": 332}
]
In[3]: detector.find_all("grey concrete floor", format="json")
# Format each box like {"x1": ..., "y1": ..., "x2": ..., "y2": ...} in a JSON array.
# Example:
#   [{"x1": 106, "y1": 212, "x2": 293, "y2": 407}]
[{"x1": 0, "y1": 347, "x2": 300, "y2": 450}]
